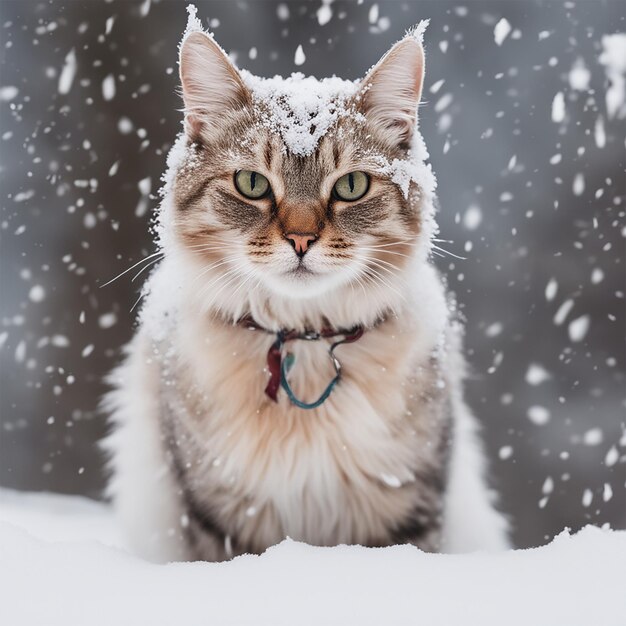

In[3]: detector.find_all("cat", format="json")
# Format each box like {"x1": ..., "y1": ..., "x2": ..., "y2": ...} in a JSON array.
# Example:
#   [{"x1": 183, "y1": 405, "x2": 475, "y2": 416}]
[{"x1": 102, "y1": 6, "x2": 510, "y2": 562}]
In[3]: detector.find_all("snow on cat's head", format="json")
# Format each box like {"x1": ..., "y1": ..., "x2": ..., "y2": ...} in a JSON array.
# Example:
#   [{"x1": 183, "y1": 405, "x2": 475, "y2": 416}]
[{"x1": 164, "y1": 5, "x2": 436, "y2": 306}]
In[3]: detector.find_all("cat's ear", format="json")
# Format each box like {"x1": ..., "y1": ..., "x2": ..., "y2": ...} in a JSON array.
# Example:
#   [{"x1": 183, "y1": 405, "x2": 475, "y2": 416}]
[
  {"x1": 179, "y1": 31, "x2": 250, "y2": 140},
  {"x1": 357, "y1": 33, "x2": 425, "y2": 149}
]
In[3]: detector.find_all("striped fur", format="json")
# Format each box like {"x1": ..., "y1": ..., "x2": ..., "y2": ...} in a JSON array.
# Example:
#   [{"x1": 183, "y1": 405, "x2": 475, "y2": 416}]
[{"x1": 102, "y1": 27, "x2": 510, "y2": 562}]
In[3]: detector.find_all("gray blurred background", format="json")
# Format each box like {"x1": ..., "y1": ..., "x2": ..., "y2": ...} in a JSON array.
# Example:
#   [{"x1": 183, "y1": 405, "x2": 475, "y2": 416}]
[{"x1": 1, "y1": 0, "x2": 624, "y2": 549}]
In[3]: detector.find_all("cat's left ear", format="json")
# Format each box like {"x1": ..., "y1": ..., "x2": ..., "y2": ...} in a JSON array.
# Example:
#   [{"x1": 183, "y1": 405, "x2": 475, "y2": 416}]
[
  {"x1": 357, "y1": 31, "x2": 425, "y2": 149},
  {"x1": 179, "y1": 31, "x2": 250, "y2": 140}
]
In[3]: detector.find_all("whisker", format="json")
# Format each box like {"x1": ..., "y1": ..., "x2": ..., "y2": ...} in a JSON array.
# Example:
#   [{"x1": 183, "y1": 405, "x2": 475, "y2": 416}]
[
  {"x1": 355, "y1": 255, "x2": 404, "y2": 271},
  {"x1": 100, "y1": 251, "x2": 164, "y2": 288},
  {"x1": 361, "y1": 239, "x2": 417, "y2": 249},
  {"x1": 361, "y1": 266, "x2": 406, "y2": 304},
  {"x1": 131, "y1": 256, "x2": 164, "y2": 282},
  {"x1": 431, "y1": 244, "x2": 466, "y2": 260},
  {"x1": 129, "y1": 291, "x2": 146, "y2": 313},
  {"x1": 225, "y1": 271, "x2": 260, "y2": 319},
  {"x1": 190, "y1": 255, "x2": 241, "y2": 287},
  {"x1": 350, "y1": 271, "x2": 368, "y2": 300},
  {"x1": 358, "y1": 247, "x2": 415, "y2": 261},
  {"x1": 371, "y1": 273, "x2": 406, "y2": 302},
  {"x1": 361, "y1": 258, "x2": 397, "y2": 279},
  {"x1": 352, "y1": 258, "x2": 407, "y2": 304},
  {"x1": 225, "y1": 266, "x2": 257, "y2": 307},
  {"x1": 354, "y1": 253, "x2": 410, "y2": 285},
  {"x1": 184, "y1": 243, "x2": 235, "y2": 251},
  {"x1": 203, "y1": 267, "x2": 248, "y2": 313},
  {"x1": 197, "y1": 265, "x2": 242, "y2": 302}
]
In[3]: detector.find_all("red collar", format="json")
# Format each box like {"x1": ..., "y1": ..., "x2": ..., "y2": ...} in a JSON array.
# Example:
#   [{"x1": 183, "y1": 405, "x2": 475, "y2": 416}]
[{"x1": 237, "y1": 315, "x2": 365, "y2": 406}]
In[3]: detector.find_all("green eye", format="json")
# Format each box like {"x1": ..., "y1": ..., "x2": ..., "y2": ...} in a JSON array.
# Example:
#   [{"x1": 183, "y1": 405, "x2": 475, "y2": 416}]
[
  {"x1": 234, "y1": 170, "x2": 270, "y2": 199},
  {"x1": 333, "y1": 171, "x2": 369, "y2": 202}
]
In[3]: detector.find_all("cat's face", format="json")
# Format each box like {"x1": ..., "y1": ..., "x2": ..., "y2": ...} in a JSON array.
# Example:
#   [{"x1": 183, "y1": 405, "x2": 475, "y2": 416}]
[{"x1": 171, "y1": 28, "x2": 427, "y2": 302}]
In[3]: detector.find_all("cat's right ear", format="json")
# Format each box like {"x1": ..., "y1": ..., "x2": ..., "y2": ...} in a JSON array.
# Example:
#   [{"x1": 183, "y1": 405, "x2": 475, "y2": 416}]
[{"x1": 179, "y1": 32, "x2": 250, "y2": 141}]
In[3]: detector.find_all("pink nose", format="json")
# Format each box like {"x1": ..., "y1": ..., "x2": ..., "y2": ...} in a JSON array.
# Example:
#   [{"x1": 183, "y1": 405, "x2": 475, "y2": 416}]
[{"x1": 285, "y1": 233, "x2": 318, "y2": 257}]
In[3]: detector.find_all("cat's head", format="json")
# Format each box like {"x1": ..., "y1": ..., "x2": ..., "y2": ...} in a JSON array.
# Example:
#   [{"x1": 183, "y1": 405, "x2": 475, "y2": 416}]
[{"x1": 168, "y1": 21, "x2": 434, "y2": 310}]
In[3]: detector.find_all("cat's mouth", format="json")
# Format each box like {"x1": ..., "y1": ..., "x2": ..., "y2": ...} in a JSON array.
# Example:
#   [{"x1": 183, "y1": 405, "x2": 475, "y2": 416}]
[
  {"x1": 262, "y1": 257, "x2": 354, "y2": 299},
  {"x1": 286, "y1": 265, "x2": 315, "y2": 278}
]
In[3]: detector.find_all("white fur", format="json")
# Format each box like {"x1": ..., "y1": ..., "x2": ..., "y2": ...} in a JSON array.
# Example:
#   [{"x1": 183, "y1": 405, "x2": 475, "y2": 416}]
[
  {"x1": 442, "y1": 403, "x2": 511, "y2": 552},
  {"x1": 104, "y1": 256, "x2": 510, "y2": 560},
  {"x1": 102, "y1": 340, "x2": 190, "y2": 562},
  {"x1": 104, "y1": 25, "x2": 510, "y2": 561}
]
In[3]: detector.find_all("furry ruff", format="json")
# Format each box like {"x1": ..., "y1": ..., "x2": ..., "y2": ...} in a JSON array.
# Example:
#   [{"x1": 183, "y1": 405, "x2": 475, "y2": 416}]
[{"x1": 102, "y1": 14, "x2": 510, "y2": 562}]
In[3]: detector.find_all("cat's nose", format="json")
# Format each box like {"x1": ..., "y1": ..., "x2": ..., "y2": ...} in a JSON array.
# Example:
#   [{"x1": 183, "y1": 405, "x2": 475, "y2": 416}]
[{"x1": 285, "y1": 233, "x2": 318, "y2": 258}]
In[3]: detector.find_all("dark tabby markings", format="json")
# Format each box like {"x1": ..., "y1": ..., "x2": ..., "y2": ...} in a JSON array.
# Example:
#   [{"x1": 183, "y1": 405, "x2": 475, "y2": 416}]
[
  {"x1": 177, "y1": 179, "x2": 211, "y2": 212},
  {"x1": 328, "y1": 238, "x2": 351, "y2": 250},
  {"x1": 390, "y1": 503, "x2": 440, "y2": 544},
  {"x1": 179, "y1": 225, "x2": 222, "y2": 247},
  {"x1": 248, "y1": 237, "x2": 271, "y2": 258},
  {"x1": 387, "y1": 403, "x2": 453, "y2": 551},
  {"x1": 159, "y1": 395, "x2": 248, "y2": 559},
  {"x1": 335, "y1": 195, "x2": 389, "y2": 233},
  {"x1": 158, "y1": 360, "x2": 452, "y2": 559},
  {"x1": 385, "y1": 460, "x2": 448, "y2": 550},
  {"x1": 398, "y1": 202, "x2": 420, "y2": 234},
  {"x1": 214, "y1": 189, "x2": 263, "y2": 231},
  {"x1": 264, "y1": 142, "x2": 273, "y2": 171},
  {"x1": 248, "y1": 238, "x2": 270, "y2": 247},
  {"x1": 194, "y1": 226, "x2": 220, "y2": 237},
  {"x1": 175, "y1": 466, "x2": 244, "y2": 558}
]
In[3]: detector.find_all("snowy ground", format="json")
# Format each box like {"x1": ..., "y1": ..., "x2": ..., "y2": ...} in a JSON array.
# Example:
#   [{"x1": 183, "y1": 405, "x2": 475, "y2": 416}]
[{"x1": 1, "y1": 489, "x2": 625, "y2": 626}]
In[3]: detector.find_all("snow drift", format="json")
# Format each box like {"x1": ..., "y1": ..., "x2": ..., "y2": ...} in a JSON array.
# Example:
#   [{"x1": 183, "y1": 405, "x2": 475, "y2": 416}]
[{"x1": 1, "y1": 489, "x2": 625, "y2": 626}]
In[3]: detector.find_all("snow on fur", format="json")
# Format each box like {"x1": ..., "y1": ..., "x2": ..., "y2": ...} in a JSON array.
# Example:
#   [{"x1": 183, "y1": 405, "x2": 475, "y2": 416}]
[
  {"x1": 176, "y1": 4, "x2": 436, "y2": 198},
  {"x1": 242, "y1": 71, "x2": 361, "y2": 157},
  {"x1": 140, "y1": 3, "x2": 440, "y2": 329}
]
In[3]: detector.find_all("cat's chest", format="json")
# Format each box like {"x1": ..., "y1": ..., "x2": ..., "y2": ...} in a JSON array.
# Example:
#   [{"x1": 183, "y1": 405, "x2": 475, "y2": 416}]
[
  {"x1": 165, "y1": 322, "x2": 435, "y2": 546},
  {"x1": 177, "y1": 318, "x2": 419, "y2": 422},
  {"x1": 170, "y1": 379, "x2": 425, "y2": 548}
]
